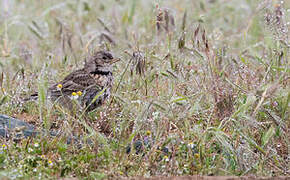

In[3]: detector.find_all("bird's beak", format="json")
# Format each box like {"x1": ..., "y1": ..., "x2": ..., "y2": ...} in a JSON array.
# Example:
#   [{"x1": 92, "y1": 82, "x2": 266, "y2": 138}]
[{"x1": 110, "y1": 58, "x2": 121, "y2": 64}]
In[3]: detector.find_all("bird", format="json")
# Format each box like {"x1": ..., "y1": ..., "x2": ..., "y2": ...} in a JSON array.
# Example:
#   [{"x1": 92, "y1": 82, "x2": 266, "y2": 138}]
[{"x1": 28, "y1": 50, "x2": 119, "y2": 112}]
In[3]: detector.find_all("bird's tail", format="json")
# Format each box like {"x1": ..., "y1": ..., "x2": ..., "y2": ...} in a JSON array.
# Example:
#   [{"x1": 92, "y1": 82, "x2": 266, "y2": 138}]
[{"x1": 22, "y1": 93, "x2": 38, "y2": 102}]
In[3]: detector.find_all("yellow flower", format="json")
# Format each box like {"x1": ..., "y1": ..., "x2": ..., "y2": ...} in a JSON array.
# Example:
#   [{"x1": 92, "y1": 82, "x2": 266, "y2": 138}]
[
  {"x1": 2, "y1": 144, "x2": 6, "y2": 148},
  {"x1": 146, "y1": 130, "x2": 151, "y2": 136},
  {"x1": 48, "y1": 160, "x2": 53, "y2": 167},
  {"x1": 71, "y1": 92, "x2": 79, "y2": 100},
  {"x1": 194, "y1": 153, "x2": 200, "y2": 159},
  {"x1": 187, "y1": 142, "x2": 195, "y2": 149},
  {"x1": 77, "y1": 91, "x2": 82, "y2": 96},
  {"x1": 163, "y1": 155, "x2": 169, "y2": 162},
  {"x1": 41, "y1": 155, "x2": 46, "y2": 159},
  {"x1": 57, "y1": 84, "x2": 63, "y2": 90}
]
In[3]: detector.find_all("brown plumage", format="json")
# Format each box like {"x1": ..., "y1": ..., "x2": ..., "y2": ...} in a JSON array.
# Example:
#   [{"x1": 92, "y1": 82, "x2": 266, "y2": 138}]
[{"x1": 46, "y1": 50, "x2": 119, "y2": 112}]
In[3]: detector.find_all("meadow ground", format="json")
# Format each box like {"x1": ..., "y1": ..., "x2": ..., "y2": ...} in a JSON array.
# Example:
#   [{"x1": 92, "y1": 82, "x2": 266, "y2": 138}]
[{"x1": 0, "y1": 0, "x2": 289, "y2": 179}]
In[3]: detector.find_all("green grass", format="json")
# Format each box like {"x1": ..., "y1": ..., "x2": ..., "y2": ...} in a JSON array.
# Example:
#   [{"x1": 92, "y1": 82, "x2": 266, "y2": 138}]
[{"x1": 0, "y1": 0, "x2": 289, "y2": 179}]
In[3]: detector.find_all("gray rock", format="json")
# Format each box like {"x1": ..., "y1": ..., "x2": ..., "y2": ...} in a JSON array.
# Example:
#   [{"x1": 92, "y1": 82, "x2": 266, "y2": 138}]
[
  {"x1": 0, "y1": 114, "x2": 38, "y2": 138},
  {"x1": 0, "y1": 114, "x2": 92, "y2": 147},
  {"x1": 0, "y1": 114, "x2": 155, "y2": 153}
]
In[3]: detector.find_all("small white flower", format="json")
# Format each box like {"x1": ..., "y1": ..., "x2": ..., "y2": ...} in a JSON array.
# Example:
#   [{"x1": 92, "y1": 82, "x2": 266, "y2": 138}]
[
  {"x1": 164, "y1": 155, "x2": 169, "y2": 162},
  {"x1": 152, "y1": 111, "x2": 160, "y2": 120},
  {"x1": 56, "y1": 84, "x2": 63, "y2": 91},
  {"x1": 71, "y1": 92, "x2": 79, "y2": 100},
  {"x1": 1, "y1": 144, "x2": 7, "y2": 150},
  {"x1": 48, "y1": 160, "x2": 53, "y2": 167},
  {"x1": 131, "y1": 100, "x2": 141, "y2": 104},
  {"x1": 187, "y1": 142, "x2": 195, "y2": 149},
  {"x1": 34, "y1": 143, "x2": 39, "y2": 148},
  {"x1": 28, "y1": 148, "x2": 33, "y2": 153}
]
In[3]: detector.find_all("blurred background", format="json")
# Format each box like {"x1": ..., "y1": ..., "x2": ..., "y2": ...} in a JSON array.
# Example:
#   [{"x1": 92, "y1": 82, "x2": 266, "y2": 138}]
[{"x1": 0, "y1": 0, "x2": 289, "y2": 178}]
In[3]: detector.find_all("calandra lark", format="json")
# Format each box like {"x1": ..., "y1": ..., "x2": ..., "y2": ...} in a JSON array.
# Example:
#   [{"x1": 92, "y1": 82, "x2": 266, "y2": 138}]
[{"x1": 30, "y1": 51, "x2": 119, "y2": 112}]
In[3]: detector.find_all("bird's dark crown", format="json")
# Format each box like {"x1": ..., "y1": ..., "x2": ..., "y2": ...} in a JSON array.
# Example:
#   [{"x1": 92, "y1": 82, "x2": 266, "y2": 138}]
[
  {"x1": 92, "y1": 50, "x2": 114, "y2": 62},
  {"x1": 84, "y1": 50, "x2": 116, "y2": 73}
]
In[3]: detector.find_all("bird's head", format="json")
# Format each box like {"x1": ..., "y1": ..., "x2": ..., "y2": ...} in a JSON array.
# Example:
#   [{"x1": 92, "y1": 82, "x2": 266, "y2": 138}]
[{"x1": 84, "y1": 51, "x2": 119, "y2": 73}]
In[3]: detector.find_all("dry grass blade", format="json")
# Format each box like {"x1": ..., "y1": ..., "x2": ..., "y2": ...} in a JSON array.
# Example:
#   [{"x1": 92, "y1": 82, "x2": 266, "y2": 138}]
[
  {"x1": 97, "y1": 18, "x2": 112, "y2": 33},
  {"x1": 156, "y1": 9, "x2": 163, "y2": 33},
  {"x1": 194, "y1": 24, "x2": 200, "y2": 40},
  {"x1": 165, "y1": 9, "x2": 175, "y2": 32},
  {"x1": 205, "y1": 39, "x2": 209, "y2": 54},
  {"x1": 169, "y1": 11, "x2": 175, "y2": 27},
  {"x1": 178, "y1": 32, "x2": 186, "y2": 49},
  {"x1": 192, "y1": 24, "x2": 202, "y2": 48},
  {"x1": 164, "y1": 9, "x2": 170, "y2": 32},
  {"x1": 181, "y1": 11, "x2": 187, "y2": 31},
  {"x1": 202, "y1": 29, "x2": 206, "y2": 44},
  {"x1": 99, "y1": 32, "x2": 116, "y2": 46},
  {"x1": 31, "y1": 21, "x2": 44, "y2": 35},
  {"x1": 0, "y1": 72, "x2": 3, "y2": 89},
  {"x1": 28, "y1": 24, "x2": 43, "y2": 39},
  {"x1": 85, "y1": 34, "x2": 98, "y2": 53},
  {"x1": 156, "y1": 8, "x2": 175, "y2": 34},
  {"x1": 264, "y1": 3, "x2": 289, "y2": 43},
  {"x1": 176, "y1": 11, "x2": 187, "y2": 50},
  {"x1": 130, "y1": 51, "x2": 146, "y2": 76}
]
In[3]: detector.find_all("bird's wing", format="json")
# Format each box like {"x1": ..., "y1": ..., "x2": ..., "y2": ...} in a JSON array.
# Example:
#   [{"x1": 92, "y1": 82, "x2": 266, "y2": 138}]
[{"x1": 49, "y1": 70, "x2": 98, "y2": 97}]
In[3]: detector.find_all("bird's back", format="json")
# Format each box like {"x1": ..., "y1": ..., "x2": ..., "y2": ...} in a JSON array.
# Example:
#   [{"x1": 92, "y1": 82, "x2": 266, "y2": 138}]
[{"x1": 48, "y1": 68, "x2": 113, "y2": 111}]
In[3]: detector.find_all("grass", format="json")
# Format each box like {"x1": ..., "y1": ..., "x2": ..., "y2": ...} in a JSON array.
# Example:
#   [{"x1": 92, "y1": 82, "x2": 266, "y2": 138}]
[{"x1": 0, "y1": 0, "x2": 289, "y2": 179}]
